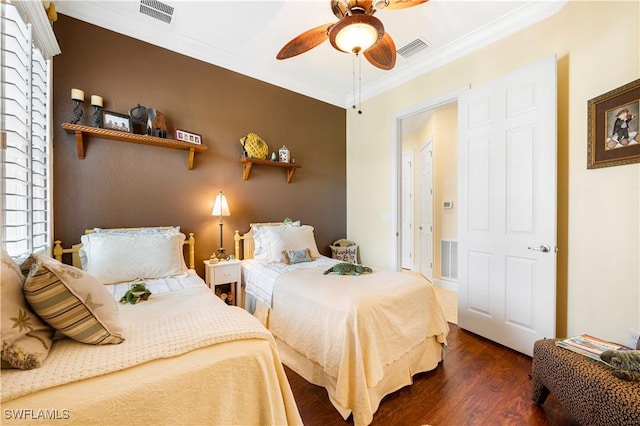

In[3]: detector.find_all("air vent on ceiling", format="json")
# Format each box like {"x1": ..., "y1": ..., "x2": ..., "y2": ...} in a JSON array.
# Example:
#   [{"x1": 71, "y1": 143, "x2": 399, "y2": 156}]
[
  {"x1": 139, "y1": 0, "x2": 174, "y2": 24},
  {"x1": 397, "y1": 38, "x2": 430, "y2": 59}
]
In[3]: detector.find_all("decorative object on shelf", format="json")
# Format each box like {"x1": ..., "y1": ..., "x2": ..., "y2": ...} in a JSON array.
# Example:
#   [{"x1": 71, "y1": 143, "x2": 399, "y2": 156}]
[
  {"x1": 279, "y1": 145, "x2": 290, "y2": 163},
  {"x1": 271, "y1": 152, "x2": 277, "y2": 161},
  {"x1": 91, "y1": 95, "x2": 103, "y2": 127},
  {"x1": 128, "y1": 104, "x2": 148, "y2": 135},
  {"x1": 146, "y1": 108, "x2": 167, "y2": 138},
  {"x1": 175, "y1": 129, "x2": 202, "y2": 145},
  {"x1": 212, "y1": 191, "x2": 231, "y2": 260},
  {"x1": 70, "y1": 88, "x2": 84, "y2": 124},
  {"x1": 240, "y1": 133, "x2": 269, "y2": 159},
  {"x1": 587, "y1": 79, "x2": 640, "y2": 169},
  {"x1": 102, "y1": 111, "x2": 131, "y2": 132}
]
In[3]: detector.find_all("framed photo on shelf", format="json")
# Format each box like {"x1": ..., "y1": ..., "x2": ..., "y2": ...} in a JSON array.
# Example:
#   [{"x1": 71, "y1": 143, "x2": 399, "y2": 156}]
[
  {"x1": 174, "y1": 129, "x2": 202, "y2": 145},
  {"x1": 102, "y1": 111, "x2": 131, "y2": 133},
  {"x1": 587, "y1": 79, "x2": 639, "y2": 169}
]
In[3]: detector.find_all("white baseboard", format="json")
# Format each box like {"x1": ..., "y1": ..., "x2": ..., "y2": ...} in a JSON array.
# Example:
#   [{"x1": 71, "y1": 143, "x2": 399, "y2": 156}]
[{"x1": 433, "y1": 279, "x2": 458, "y2": 292}]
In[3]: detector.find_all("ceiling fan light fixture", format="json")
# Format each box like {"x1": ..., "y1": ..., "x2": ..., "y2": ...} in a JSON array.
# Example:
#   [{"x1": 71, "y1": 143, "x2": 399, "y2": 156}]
[{"x1": 330, "y1": 14, "x2": 384, "y2": 54}]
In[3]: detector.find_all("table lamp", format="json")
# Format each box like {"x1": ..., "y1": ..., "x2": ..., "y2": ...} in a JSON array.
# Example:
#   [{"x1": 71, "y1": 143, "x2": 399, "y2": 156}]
[{"x1": 212, "y1": 191, "x2": 230, "y2": 260}]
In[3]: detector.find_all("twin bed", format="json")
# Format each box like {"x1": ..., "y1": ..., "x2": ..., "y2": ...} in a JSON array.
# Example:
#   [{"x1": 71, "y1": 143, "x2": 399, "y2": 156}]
[
  {"x1": 1, "y1": 227, "x2": 301, "y2": 425},
  {"x1": 234, "y1": 222, "x2": 450, "y2": 426},
  {"x1": 2, "y1": 223, "x2": 449, "y2": 426}
]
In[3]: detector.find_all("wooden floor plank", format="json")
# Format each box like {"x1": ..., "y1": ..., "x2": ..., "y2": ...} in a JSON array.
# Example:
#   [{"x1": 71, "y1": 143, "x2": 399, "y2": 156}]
[{"x1": 285, "y1": 323, "x2": 576, "y2": 425}]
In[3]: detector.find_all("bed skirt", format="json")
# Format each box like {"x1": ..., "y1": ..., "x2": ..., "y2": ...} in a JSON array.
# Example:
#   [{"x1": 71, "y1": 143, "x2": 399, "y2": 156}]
[
  {"x1": 247, "y1": 294, "x2": 445, "y2": 425},
  {"x1": 276, "y1": 334, "x2": 443, "y2": 424}
]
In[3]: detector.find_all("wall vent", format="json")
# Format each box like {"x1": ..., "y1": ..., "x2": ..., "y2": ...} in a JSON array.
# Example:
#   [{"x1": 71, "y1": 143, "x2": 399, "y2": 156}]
[
  {"x1": 397, "y1": 38, "x2": 430, "y2": 58},
  {"x1": 441, "y1": 239, "x2": 458, "y2": 280},
  {"x1": 140, "y1": 0, "x2": 174, "y2": 24}
]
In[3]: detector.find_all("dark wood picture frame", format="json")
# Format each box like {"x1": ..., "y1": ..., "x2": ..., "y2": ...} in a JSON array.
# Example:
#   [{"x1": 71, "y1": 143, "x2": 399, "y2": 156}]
[
  {"x1": 102, "y1": 110, "x2": 132, "y2": 133},
  {"x1": 587, "y1": 79, "x2": 640, "y2": 169}
]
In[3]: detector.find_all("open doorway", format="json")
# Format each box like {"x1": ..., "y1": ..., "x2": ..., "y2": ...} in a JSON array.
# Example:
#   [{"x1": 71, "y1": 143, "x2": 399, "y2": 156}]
[{"x1": 396, "y1": 88, "x2": 464, "y2": 293}]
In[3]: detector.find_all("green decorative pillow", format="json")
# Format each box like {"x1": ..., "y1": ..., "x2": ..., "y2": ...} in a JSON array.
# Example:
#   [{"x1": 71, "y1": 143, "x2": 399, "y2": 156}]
[
  {"x1": 24, "y1": 254, "x2": 124, "y2": 345},
  {"x1": 282, "y1": 248, "x2": 313, "y2": 265},
  {"x1": 240, "y1": 133, "x2": 269, "y2": 160},
  {"x1": 1, "y1": 250, "x2": 54, "y2": 369}
]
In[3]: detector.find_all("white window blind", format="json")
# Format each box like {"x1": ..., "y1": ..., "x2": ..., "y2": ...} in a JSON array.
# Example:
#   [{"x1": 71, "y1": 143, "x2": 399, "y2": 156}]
[{"x1": 1, "y1": 2, "x2": 56, "y2": 258}]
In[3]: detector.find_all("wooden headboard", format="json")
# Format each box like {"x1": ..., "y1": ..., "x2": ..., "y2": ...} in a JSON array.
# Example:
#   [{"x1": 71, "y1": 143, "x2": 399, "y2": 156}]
[
  {"x1": 234, "y1": 222, "x2": 282, "y2": 260},
  {"x1": 52, "y1": 227, "x2": 196, "y2": 269}
]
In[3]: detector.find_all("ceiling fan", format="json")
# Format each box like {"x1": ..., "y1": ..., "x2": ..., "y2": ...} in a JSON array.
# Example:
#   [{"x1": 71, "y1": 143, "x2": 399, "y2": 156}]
[{"x1": 276, "y1": 0, "x2": 429, "y2": 70}]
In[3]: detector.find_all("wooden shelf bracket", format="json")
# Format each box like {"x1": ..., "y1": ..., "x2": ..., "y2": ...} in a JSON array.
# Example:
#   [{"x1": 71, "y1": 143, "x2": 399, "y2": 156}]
[{"x1": 239, "y1": 157, "x2": 301, "y2": 183}]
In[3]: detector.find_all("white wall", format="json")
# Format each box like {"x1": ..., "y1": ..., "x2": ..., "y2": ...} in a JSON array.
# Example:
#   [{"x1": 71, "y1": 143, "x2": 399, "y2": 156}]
[{"x1": 347, "y1": 0, "x2": 639, "y2": 345}]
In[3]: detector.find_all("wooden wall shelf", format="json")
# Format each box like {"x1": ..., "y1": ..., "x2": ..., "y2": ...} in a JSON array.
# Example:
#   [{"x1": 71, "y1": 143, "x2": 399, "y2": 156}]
[
  {"x1": 61, "y1": 123, "x2": 207, "y2": 170},
  {"x1": 239, "y1": 158, "x2": 301, "y2": 183}
]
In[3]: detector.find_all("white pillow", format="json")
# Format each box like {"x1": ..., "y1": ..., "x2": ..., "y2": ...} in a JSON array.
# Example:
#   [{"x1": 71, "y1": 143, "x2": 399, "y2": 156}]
[
  {"x1": 81, "y1": 232, "x2": 188, "y2": 284},
  {"x1": 252, "y1": 225, "x2": 278, "y2": 261},
  {"x1": 79, "y1": 227, "x2": 182, "y2": 269},
  {"x1": 92, "y1": 226, "x2": 181, "y2": 234},
  {"x1": 257, "y1": 225, "x2": 321, "y2": 262},
  {"x1": 252, "y1": 222, "x2": 302, "y2": 260}
]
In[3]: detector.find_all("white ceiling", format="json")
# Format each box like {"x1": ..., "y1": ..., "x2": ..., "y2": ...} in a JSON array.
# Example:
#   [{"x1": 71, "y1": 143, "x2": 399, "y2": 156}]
[{"x1": 55, "y1": 0, "x2": 566, "y2": 108}]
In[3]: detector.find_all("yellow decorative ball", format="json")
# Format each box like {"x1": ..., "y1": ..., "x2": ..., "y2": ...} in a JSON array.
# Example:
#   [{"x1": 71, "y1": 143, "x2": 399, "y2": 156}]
[{"x1": 240, "y1": 133, "x2": 269, "y2": 160}]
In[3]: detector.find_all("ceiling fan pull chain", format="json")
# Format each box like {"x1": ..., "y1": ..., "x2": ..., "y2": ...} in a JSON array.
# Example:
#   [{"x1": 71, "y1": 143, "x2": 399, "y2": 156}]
[
  {"x1": 352, "y1": 53, "x2": 357, "y2": 110},
  {"x1": 358, "y1": 53, "x2": 363, "y2": 114}
]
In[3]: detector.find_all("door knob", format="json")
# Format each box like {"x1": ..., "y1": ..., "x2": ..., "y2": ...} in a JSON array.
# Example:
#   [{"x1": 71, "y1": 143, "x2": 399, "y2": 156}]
[{"x1": 528, "y1": 244, "x2": 550, "y2": 253}]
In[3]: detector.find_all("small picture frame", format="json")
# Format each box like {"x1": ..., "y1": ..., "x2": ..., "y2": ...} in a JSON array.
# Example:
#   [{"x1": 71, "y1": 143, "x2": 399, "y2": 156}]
[
  {"x1": 587, "y1": 79, "x2": 640, "y2": 169},
  {"x1": 174, "y1": 129, "x2": 202, "y2": 145},
  {"x1": 102, "y1": 111, "x2": 131, "y2": 133}
]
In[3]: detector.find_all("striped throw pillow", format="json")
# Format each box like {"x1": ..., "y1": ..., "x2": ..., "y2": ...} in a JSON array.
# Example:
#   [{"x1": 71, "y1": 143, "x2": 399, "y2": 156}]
[{"x1": 24, "y1": 254, "x2": 124, "y2": 345}]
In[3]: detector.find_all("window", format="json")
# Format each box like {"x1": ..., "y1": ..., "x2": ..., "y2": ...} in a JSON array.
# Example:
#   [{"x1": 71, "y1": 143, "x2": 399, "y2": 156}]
[{"x1": 1, "y1": 1, "x2": 60, "y2": 258}]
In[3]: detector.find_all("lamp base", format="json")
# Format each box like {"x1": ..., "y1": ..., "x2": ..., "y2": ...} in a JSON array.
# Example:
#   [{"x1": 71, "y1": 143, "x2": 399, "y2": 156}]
[{"x1": 214, "y1": 248, "x2": 227, "y2": 261}]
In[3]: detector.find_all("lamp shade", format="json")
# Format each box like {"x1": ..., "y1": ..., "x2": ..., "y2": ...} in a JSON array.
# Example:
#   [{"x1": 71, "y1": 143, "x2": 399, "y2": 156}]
[{"x1": 212, "y1": 191, "x2": 230, "y2": 217}]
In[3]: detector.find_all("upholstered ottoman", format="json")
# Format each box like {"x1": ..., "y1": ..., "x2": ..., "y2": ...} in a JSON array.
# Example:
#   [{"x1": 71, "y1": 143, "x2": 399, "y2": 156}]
[{"x1": 532, "y1": 338, "x2": 640, "y2": 425}]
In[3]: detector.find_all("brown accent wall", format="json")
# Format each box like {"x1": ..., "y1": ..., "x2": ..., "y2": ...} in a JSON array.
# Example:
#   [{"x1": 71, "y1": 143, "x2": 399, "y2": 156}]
[{"x1": 52, "y1": 15, "x2": 346, "y2": 276}]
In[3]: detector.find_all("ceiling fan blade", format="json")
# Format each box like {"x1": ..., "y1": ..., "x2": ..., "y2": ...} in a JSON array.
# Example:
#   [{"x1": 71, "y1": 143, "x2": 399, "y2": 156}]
[
  {"x1": 364, "y1": 32, "x2": 396, "y2": 70},
  {"x1": 276, "y1": 23, "x2": 334, "y2": 60},
  {"x1": 384, "y1": 0, "x2": 429, "y2": 10}
]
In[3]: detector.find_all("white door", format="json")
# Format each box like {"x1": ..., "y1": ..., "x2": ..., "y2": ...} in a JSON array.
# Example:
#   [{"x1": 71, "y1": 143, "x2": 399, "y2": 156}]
[
  {"x1": 458, "y1": 55, "x2": 557, "y2": 356},
  {"x1": 401, "y1": 152, "x2": 414, "y2": 269},
  {"x1": 419, "y1": 140, "x2": 434, "y2": 280}
]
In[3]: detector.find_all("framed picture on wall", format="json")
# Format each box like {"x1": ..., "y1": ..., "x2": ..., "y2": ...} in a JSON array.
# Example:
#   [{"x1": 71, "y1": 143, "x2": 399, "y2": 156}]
[
  {"x1": 174, "y1": 129, "x2": 202, "y2": 145},
  {"x1": 102, "y1": 111, "x2": 132, "y2": 133},
  {"x1": 587, "y1": 79, "x2": 640, "y2": 169}
]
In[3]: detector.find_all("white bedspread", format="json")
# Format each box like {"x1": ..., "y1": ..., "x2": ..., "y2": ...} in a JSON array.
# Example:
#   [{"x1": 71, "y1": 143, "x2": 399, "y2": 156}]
[
  {"x1": 2, "y1": 286, "x2": 273, "y2": 402},
  {"x1": 104, "y1": 269, "x2": 206, "y2": 301},
  {"x1": 243, "y1": 256, "x2": 338, "y2": 307},
  {"x1": 244, "y1": 259, "x2": 449, "y2": 426}
]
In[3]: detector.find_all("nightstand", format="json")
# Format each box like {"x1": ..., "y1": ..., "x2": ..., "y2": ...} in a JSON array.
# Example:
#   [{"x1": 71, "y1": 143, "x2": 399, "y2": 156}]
[{"x1": 203, "y1": 259, "x2": 241, "y2": 306}]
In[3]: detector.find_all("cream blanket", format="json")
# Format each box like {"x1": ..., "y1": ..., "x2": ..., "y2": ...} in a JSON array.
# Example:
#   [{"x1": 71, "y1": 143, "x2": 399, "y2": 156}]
[
  {"x1": 2, "y1": 287, "x2": 273, "y2": 402},
  {"x1": 268, "y1": 267, "x2": 449, "y2": 425}
]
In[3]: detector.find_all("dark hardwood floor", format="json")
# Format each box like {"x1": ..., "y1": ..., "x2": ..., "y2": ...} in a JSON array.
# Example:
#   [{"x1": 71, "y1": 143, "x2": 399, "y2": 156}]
[{"x1": 285, "y1": 323, "x2": 578, "y2": 426}]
